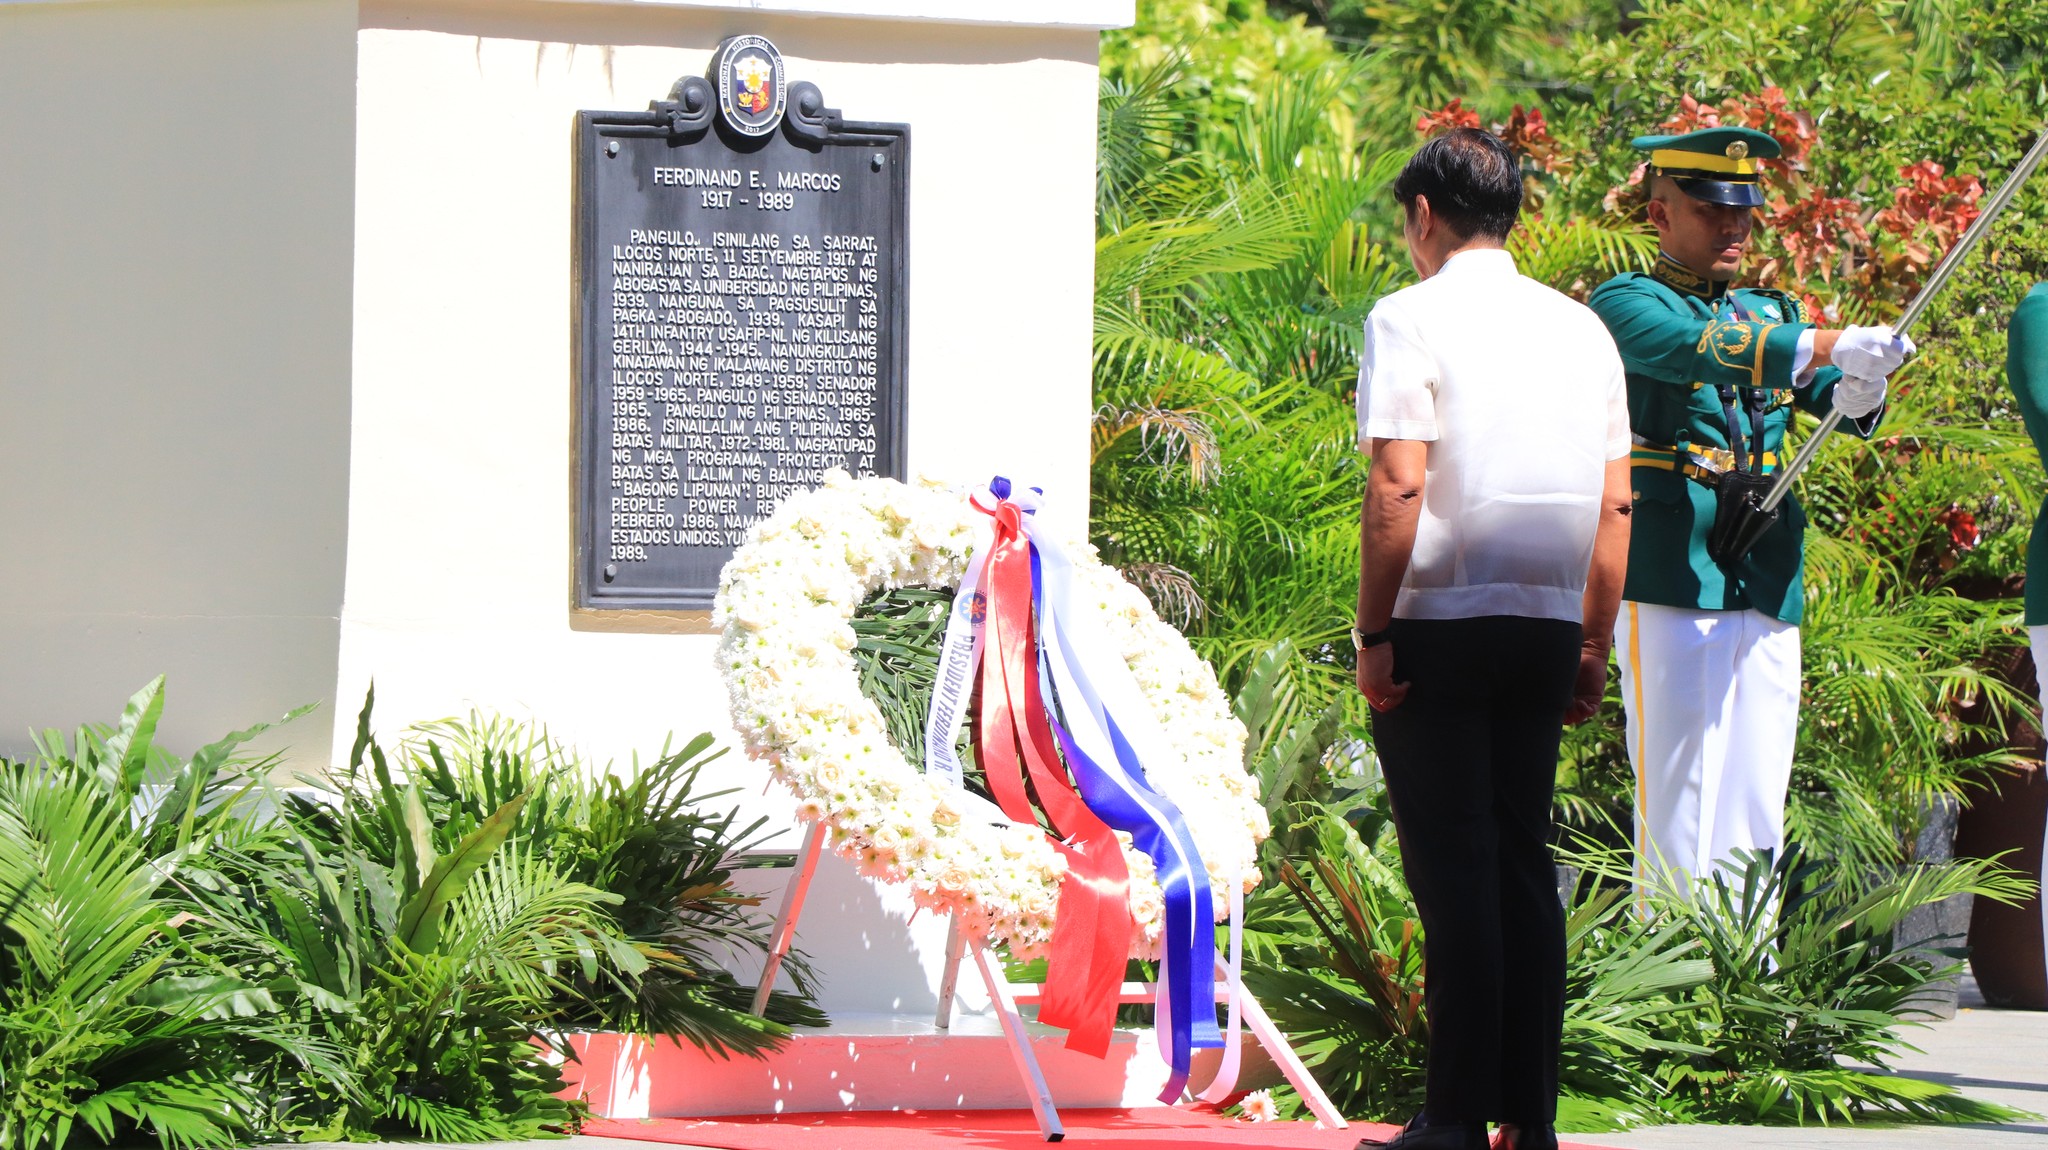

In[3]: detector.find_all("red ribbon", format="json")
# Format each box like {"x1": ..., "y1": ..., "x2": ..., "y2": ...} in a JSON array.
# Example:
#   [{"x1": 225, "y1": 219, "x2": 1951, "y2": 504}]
[{"x1": 975, "y1": 499, "x2": 1132, "y2": 1057}]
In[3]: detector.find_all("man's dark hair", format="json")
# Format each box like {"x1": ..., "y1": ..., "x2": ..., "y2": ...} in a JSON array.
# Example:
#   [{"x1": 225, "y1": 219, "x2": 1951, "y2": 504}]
[{"x1": 1392, "y1": 128, "x2": 1522, "y2": 241}]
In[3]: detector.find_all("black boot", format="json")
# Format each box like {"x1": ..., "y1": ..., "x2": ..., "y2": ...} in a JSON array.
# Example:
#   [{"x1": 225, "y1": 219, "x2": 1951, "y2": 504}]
[
  {"x1": 1356, "y1": 1113, "x2": 1489, "y2": 1150},
  {"x1": 1489, "y1": 1122, "x2": 1559, "y2": 1150}
]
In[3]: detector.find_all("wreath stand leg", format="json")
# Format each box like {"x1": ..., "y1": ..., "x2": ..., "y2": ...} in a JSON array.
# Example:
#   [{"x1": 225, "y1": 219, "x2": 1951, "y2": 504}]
[
  {"x1": 960, "y1": 919, "x2": 1067, "y2": 1141},
  {"x1": 934, "y1": 915, "x2": 968, "y2": 1029},
  {"x1": 751, "y1": 821, "x2": 827, "y2": 1017},
  {"x1": 1233, "y1": 981, "x2": 1347, "y2": 1128},
  {"x1": 751, "y1": 832, "x2": 1067, "y2": 1142},
  {"x1": 935, "y1": 917, "x2": 1065, "y2": 1139},
  {"x1": 750, "y1": 828, "x2": 1337, "y2": 1138},
  {"x1": 1004, "y1": 970, "x2": 1348, "y2": 1130}
]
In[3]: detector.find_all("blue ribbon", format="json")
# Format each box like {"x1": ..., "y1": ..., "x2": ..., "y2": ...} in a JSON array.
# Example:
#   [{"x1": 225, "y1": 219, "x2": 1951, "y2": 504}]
[{"x1": 1029, "y1": 545, "x2": 1220, "y2": 1102}]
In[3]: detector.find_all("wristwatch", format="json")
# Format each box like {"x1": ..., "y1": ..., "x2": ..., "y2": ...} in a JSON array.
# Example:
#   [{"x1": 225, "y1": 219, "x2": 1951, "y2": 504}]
[{"x1": 1351, "y1": 625, "x2": 1393, "y2": 651}]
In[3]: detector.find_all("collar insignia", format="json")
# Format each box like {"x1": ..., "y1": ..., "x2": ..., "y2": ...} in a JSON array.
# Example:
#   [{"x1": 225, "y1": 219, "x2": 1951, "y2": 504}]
[{"x1": 1650, "y1": 252, "x2": 1729, "y2": 300}]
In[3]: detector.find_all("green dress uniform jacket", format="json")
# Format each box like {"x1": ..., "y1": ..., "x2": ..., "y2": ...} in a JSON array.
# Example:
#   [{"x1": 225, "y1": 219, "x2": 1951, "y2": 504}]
[
  {"x1": 1588, "y1": 255, "x2": 1881, "y2": 625},
  {"x1": 2008, "y1": 282, "x2": 2048, "y2": 625}
]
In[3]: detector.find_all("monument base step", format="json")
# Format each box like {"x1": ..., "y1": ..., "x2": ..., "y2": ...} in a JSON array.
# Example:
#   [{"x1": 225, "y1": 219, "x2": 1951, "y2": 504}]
[
  {"x1": 582, "y1": 1107, "x2": 1372, "y2": 1148},
  {"x1": 555, "y1": 1015, "x2": 1212, "y2": 1118}
]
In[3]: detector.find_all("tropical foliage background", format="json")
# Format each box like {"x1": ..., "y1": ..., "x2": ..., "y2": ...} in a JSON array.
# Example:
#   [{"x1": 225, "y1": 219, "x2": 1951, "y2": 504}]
[
  {"x1": 1092, "y1": 0, "x2": 2048, "y2": 1129},
  {"x1": 1094, "y1": 0, "x2": 2048, "y2": 871}
]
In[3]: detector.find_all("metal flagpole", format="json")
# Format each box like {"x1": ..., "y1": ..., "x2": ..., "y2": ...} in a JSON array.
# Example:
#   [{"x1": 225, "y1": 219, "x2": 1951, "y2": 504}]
[{"x1": 1759, "y1": 125, "x2": 2048, "y2": 512}]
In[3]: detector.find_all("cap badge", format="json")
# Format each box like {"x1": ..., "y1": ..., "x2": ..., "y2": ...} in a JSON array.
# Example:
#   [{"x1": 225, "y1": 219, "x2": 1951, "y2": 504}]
[{"x1": 1726, "y1": 141, "x2": 1750, "y2": 160}]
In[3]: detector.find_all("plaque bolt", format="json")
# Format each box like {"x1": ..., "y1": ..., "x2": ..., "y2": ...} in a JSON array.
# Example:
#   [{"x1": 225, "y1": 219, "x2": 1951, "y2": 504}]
[
  {"x1": 603, "y1": 563, "x2": 618, "y2": 581},
  {"x1": 871, "y1": 153, "x2": 885, "y2": 170},
  {"x1": 605, "y1": 140, "x2": 621, "y2": 157}
]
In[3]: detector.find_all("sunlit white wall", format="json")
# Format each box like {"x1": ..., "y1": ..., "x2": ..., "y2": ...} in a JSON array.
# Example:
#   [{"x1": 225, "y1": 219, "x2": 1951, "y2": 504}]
[
  {"x1": 342, "y1": 0, "x2": 1111, "y2": 1015},
  {"x1": 0, "y1": 0, "x2": 358, "y2": 769}
]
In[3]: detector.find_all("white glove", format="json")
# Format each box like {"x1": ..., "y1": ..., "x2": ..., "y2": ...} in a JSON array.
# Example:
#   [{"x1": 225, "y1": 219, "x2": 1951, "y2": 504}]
[
  {"x1": 1832, "y1": 373, "x2": 1887, "y2": 419},
  {"x1": 1833, "y1": 324, "x2": 1915, "y2": 381}
]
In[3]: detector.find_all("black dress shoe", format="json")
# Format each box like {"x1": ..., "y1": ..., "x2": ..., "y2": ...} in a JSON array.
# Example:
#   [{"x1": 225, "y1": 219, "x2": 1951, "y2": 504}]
[
  {"x1": 1355, "y1": 1113, "x2": 1489, "y2": 1150},
  {"x1": 1489, "y1": 1122, "x2": 1559, "y2": 1150}
]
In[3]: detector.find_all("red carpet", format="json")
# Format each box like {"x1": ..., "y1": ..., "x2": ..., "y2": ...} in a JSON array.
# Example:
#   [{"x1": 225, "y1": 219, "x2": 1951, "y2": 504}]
[
  {"x1": 585, "y1": 1110, "x2": 1622, "y2": 1149},
  {"x1": 582, "y1": 1107, "x2": 1379, "y2": 1148}
]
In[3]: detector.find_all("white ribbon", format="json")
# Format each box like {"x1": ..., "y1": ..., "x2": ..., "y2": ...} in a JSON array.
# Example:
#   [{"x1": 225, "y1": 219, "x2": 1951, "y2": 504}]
[
  {"x1": 923, "y1": 525, "x2": 991, "y2": 788},
  {"x1": 1194, "y1": 871, "x2": 1246, "y2": 1102},
  {"x1": 1027, "y1": 506, "x2": 1247, "y2": 1096}
]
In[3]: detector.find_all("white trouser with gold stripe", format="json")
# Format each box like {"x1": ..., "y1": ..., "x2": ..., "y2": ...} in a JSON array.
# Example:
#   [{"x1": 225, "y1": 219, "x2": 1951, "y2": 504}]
[{"x1": 1614, "y1": 602, "x2": 1801, "y2": 895}]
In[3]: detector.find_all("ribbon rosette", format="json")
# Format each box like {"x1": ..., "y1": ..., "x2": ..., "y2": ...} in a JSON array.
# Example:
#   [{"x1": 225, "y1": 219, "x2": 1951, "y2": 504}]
[{"x1": 923, "y1": 477, "x2": 1239, "y2": 1102}]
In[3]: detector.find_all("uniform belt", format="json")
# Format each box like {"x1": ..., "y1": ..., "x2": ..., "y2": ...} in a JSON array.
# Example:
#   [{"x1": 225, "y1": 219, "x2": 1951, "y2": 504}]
[{"x1": 1629, "y1": 442, "x2": 1778, "y2": 482}]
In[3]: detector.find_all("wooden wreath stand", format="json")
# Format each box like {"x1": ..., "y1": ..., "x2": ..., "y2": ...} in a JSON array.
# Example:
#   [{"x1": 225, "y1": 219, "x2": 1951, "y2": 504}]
[{"x1": 750, "y1": 823, "x2": 1348, "y2": 1142}]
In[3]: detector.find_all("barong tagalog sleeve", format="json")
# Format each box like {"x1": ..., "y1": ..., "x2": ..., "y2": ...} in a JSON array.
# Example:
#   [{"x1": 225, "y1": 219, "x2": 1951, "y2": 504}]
[{"x1": 1358, "y1": 299, "x2": 1442, "y2": 445}]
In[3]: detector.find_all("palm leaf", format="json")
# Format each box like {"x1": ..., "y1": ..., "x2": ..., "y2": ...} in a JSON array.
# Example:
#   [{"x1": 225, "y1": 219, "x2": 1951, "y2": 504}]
[
  {"x1": 394, "y1": 790, "x2": 528, "y2": 954},
  {"x1": 102, "y1": 676, "x2": 167, "y2": 798}
]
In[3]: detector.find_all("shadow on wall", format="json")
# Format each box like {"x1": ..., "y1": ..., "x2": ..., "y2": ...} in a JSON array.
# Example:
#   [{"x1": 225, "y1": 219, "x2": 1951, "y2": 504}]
[{"x1": 726, "y1": 840, "x2": 945, "y2": 1017}]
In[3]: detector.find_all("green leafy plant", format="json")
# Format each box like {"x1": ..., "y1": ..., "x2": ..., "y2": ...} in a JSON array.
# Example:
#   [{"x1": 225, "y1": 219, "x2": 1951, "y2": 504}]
[
  {"x1": 0, "y1": 678, "x2": 343, "y2": 1150},
  {"x1": 0, "y1": 682, "x2": 823, "y2": 1146},
  {"x1": 369, "y1": 711, "x2": 826, "y2": 1054},
  {"x1": 1233, "y1": 639, "x2": 1354, "y2": 861},
  {"x1": 1242, "y1": 810, "x2": 1428, "y2": 1121},
  {"x1": 1605, "y1": 846, "x2": 2037, "y2": 1124},
  {"x1": 849, "y1": 587, "x2": 969, "y2": 779},
  {"x1": 559, "y1": 757, "x2": 830, "y2": 1052},
  {"x1": 189, "y1": 697, "x2": 640, "y2": 1141},
  {"x1": 228, "y1": 692, "x2": 830, "y2": 1140},
  {"x1": 1552, "y1": 876, "x2": 1715, "y2": 1131}
]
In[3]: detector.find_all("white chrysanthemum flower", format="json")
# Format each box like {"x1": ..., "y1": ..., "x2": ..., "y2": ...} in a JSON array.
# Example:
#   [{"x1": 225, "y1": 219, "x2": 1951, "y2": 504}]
[{"x1": 1240, "y1": 1090, "x2": 1279, "y2": 1122}]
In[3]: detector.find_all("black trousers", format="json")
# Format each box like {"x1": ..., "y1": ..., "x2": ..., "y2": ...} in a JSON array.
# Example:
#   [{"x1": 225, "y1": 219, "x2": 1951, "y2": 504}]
[{"x1": 1369, "y1": 614, "x2": 1580, "y2": 1125}]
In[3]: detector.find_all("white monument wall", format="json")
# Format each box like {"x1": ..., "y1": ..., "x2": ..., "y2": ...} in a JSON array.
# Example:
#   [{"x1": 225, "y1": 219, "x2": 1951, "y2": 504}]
[
  {"x1": 339, "y1": 2, "x2": 1111, "y2": 1015},
  {"x1": 0, "y1": 0, "x2": 358, "y2": 770}
]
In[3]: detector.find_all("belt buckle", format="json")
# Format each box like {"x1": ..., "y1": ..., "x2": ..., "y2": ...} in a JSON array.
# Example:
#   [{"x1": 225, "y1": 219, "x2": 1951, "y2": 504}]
[
  {"x1": 1683, "y1": 450, "x2": 1727, "y2": 487},
  {"x1": 1686, "y1": 449, "x2": 1728, "y2": 473}
]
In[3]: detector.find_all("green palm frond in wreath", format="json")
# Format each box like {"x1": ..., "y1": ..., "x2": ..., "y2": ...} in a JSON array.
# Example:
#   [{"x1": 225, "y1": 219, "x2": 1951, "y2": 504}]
[{"x1": 849, "y1": 587, "x2": 983, "y2": 798}]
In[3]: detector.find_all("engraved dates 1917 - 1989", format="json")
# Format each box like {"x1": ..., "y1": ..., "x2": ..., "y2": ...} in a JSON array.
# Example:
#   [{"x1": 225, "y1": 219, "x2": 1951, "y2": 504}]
[{"x1": 574, "y1": 35, "x2": 907, "y2": 611}]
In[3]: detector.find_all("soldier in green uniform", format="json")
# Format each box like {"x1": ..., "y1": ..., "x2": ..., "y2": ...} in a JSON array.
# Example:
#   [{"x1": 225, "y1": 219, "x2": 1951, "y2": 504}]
[
  {"x1": 2003, "y1": 281, "x2": 2048, "y2": 1010},
  {"x1": 1587, "y1": 126, "x2": 1914, "y2": 892},
  {"x1": 2010, "y1": 284, "x2": 2048, "y2": 703}
]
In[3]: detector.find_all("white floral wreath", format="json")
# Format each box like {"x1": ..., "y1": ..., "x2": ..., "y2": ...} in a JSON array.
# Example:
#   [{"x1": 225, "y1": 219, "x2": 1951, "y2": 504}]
[{"x1": 714, "y1": 471, "x2": 1269, "y2": 955}]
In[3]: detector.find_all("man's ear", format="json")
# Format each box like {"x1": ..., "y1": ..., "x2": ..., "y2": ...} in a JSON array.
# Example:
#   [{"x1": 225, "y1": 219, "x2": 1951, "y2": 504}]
[
  {"x1": 1644, "y1": 194, "x2": 1671, "y2": 234},
  {"x1": 1411, "y1": 193, "x2": 1433, "y2": 241}
]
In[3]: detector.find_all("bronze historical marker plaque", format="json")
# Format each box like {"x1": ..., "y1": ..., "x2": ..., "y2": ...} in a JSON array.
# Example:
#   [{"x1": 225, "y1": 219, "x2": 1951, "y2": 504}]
[{"x1": 574, "y1": 35, "x2": 908, "y2": 610}]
